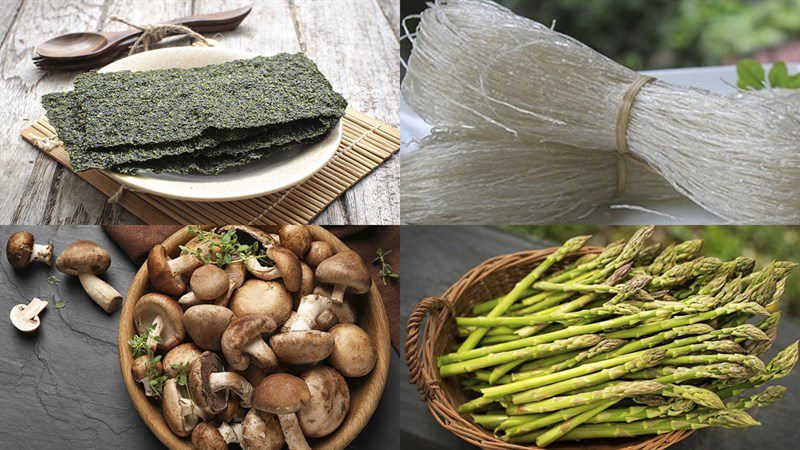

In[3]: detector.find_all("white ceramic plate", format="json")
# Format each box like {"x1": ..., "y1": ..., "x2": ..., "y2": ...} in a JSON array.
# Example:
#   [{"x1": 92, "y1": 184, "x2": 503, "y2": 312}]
[{"x1": 98, "y1": 47, "x2": 342, "y2": 202}]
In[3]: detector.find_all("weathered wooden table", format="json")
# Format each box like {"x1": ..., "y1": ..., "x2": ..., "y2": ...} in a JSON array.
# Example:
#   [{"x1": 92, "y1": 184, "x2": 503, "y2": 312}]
[{"x1": 0, "y1": 0, "x2": 399, "y2": 225}]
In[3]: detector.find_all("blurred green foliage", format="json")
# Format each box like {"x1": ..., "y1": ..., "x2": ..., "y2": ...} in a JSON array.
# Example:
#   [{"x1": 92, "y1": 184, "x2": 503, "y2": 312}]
[
  {"x1": 401, "y1": 0, "x2": 800, "y2": 69},
  {"x1": 503, "y1": 226, "x2": 800, "y2": 316}
]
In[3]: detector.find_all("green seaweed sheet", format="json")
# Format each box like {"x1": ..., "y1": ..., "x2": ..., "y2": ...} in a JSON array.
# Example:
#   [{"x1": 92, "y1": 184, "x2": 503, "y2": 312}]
[{"x1": 41, "y1": 53, "x2": 347, "y2": 174}]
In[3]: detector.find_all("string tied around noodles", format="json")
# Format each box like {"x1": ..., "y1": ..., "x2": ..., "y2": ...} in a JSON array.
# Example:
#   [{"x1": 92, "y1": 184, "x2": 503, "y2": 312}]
[
  {"x1": 109, "y1": 16, "x2": 211, "y2": 55},
  {"x1": 614, "y1": 74, "x2": 656, "y2": 199}
]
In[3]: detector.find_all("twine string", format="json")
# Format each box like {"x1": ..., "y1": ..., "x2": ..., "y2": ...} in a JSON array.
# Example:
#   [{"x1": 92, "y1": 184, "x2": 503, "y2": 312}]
[
  {"x1": 107, "y1": 184, "x2": 144, "y2": 204},
  {"x1": 614, "y1": 74, "x2": 656, "y2": 199},
  {"x1": 109, "y1": 15, "x2": 210, "y2": 55}
]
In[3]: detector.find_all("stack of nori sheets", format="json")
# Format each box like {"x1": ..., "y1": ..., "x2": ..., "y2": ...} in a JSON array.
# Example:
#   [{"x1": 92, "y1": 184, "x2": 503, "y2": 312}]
[{"x1": 41, "y1": 53, "x2": 347, "y2": 174}]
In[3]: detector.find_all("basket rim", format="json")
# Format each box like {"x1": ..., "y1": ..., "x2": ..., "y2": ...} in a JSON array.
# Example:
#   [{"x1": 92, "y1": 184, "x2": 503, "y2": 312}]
[{"x1": 405, "y1": 246, "x2": 695, "y2": 450}]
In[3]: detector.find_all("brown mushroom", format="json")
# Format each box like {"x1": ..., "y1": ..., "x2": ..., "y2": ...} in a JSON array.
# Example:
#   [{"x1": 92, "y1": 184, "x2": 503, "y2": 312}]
[
  {"x1": 189, "y1": 352, "x2": 254, "y2": 414},
  {"x1": 252, "y1": 373, "x2": 311, "y2": 450},
  {"x1": 163, "y1": 343, "x2": 203, "y2": 377},
  {"x1": 222, "y1": 315, "x2": 278, "y2": 371},
  {"x1": 6, "y1": 231, "x2": 53, "y2": 269},
  {"x1": 214, "y1": 262, "x2": 247, "y2": 307},
  {"x1": 314, "y1": 250, "x2": 371, "y2": 302},
  {"x1": 328, "y1": 323, "x2": 377, "y2": 377},
  {"x1": 9, "y1": 297, "x2": 48, "y2": 333},
  {"x1": 131, "y1": 355, "x2": 164, "y2": 397},
  {"x1": 314, "y1": 285, "x2": 357, "y2": 324},
  {"x1": 278, "y1": 225, "x2": 312, "y2": 258},
  {"x1": 147, "y1": 244, "x2": 204, "y2": 297},
  {"x1": 297, "y1": 366, "x2": 350, "y2": 438},
  {"x1": 178, "y1": 264, "x2": 230, "y2": 308},
  {"x1": 184, "y1": 305, "x2": 234, "y2": 352},
  {"x1": 191, "y1": 421, "x2": 243, "y2": 450},
  {"x1": 291, "y1": 262, "x2": 315, "y2": 309},
  {"x1": 162, "y1": 378, "x2": 210, "y2": 437},
  {"x1": 245, "y1": 247, "x2": 302, "y2": 293},
  {"x1": 242, "y1": 409, "x2": 284, "y2": 450},
  {"x1": 133, "y1": 293, "x2": 185, "y2": 352},
  {"x1": 229, "y1": 280, "x2": 292, "y2": 327},
  {"x1": 56, "y1": 240, "x2": 123, "y2": 313},
  {"x1": 304, "y1": 241, "x2": 335, "y2": 269},
  {"x1": 270, "y1": 294, "x2": 335, "y2": 365}
]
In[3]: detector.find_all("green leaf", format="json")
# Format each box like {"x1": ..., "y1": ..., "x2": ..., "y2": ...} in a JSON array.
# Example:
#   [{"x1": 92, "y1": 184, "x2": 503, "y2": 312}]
[
  {"x1": 768, "y1": 62, "x2": 800, "y2": 89},
  {"x1": 55, "y1": 300, "x2": 68, "y2": 309},
  {"x1": 48, "y1": 275, "x2": 60, "y2": 285},
  {"x1": 737, "y1": 59, "x2": 766, "y2": 90}
]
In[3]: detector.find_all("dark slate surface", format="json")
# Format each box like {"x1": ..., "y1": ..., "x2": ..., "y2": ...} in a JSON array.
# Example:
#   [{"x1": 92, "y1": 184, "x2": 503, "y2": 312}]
[
  {"x1": 399, "y1": 226, "x2": 800, "y2": 450},
  {"x1": 0, "y1": 226, "x2": 398, "y2": 450}
]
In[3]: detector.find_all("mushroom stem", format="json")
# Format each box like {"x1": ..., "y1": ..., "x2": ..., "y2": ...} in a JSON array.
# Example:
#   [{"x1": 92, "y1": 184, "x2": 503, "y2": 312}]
[
  {"x1": 178, "y1": 291, "x2": 202, "y2": 308},
  {"x1": 290, "y1": 294, "x2": 333, "y2": 332},
  {"x1": 141, "y1": 376, "x2": 157, "y2": 397},
  {"x1": 146, "y1": 315, "x2": 164, "y2": 351},
  {"x1": 31, "y1": 243, "x2": 54, "y2": 266},
  {"x1": 77, "y1": 271, "x2": 122, "y2": 313},
  {"x1": 180, "y1": 397, "x2": 209, "y2": 429},
  {"x1": 331, "y1": 284, "x2": 347, "y2": 302},
  {"x1": 244, "y1": 337, "x2": 278, "y2": 371},
  {"x1": 218, "y1": 422, "x2": 243, "y2": 445},
  {"x1": 208, "y1": 372, "x2": 254, "y2": 408},
  {"x1": 277, "y1": 413, "x2": 311, "y2": 450},
  {"x1": 169, "y1": 254, "x2": 203, "y2": 275},
  {"x1": 19, "y1": 298, "x2": 49, "y2": 322}
]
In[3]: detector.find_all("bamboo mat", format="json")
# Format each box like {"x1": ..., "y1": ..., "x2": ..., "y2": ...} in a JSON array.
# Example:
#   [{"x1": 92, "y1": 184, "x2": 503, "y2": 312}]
[{"x1": 21, "y1": 108, "x2": 398, "y2": 224}]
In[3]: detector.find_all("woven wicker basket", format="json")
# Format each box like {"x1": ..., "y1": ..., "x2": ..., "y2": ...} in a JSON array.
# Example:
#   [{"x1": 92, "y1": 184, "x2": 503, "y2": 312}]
[{"x1": 404, "y1": 246, "x2": 695, "y2": 450}]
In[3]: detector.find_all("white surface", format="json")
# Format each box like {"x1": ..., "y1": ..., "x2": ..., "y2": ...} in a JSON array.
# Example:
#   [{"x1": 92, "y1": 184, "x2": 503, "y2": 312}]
[
  {"x1": 100, "y1": 47, "x2": 342, "y2": 202},
  {"x1": 400, "y1": 64, "x2": 797, "y2": 225}
]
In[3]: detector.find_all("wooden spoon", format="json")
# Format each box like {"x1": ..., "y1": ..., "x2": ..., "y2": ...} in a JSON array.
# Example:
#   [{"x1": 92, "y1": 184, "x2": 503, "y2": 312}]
[{"x1": 35, "y1": 6, "x2": 251, "y2": 60}]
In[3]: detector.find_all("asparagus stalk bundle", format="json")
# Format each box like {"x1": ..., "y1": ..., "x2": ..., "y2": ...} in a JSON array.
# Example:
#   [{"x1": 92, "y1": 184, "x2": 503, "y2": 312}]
[{"x1": 434, "y1": 227, "x2": 798, "y2": 447}]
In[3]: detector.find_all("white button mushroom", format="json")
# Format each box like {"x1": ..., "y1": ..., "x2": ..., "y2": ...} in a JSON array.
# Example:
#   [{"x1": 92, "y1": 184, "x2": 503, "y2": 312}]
[
  {"x1": 9, "y1": 297, "x2": 48, "y2": 332},
  {"x1": 56, "y1": 240, "x2": 123, "y2": 313},
  {"x1": 6, "y1": 231, "x2": 53, "y2": 269}
]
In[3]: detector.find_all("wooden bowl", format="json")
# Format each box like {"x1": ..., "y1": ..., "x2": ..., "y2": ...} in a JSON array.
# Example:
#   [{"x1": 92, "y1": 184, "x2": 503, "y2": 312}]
[{"x1": 119, "y1": 225, "x2": 391, "y2": 449}]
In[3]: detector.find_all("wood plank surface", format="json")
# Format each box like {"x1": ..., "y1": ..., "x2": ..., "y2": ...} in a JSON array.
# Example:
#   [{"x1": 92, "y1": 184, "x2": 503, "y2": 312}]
[{"x1": 0, "y1": 0, "x2": 399, "y2": 225}]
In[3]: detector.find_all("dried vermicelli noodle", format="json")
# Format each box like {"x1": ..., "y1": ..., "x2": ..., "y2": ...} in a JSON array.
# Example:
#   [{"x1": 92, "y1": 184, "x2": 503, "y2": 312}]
[
  {"x1": 402, "y1": 129, "x2": 681, "y2": 224},
  {"x1": 402, "y1": 0, "x2": 800, "y2": 223}
]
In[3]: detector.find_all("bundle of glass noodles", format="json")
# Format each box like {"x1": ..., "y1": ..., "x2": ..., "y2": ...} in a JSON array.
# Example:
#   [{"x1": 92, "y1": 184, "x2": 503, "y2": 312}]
[{"x1": 402, "y1": 0, "x2": 800, "y2": 224}]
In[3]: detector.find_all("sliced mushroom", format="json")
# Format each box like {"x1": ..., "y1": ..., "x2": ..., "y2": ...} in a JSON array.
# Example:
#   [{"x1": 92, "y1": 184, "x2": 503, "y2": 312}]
[
  {"x1": 242, "y1": 409, "x2": 284, "y2": 450},
  {"x1": 191, "y1": 421, "x2": 243, "y2": 450},
  {"x1": 56, "y1": 240, "x2": 123, "y2": 313},
  {"x1": 178, "y1": 264, "x2": 230, "y2": 308},
  {"x1": 189, "y1": 351, "x2": 254, "y2": 414},
  {"x1": 133, "y1": 293, "x2": 185, "y2": 352},
  {"x1": 278, "y1": 225, "x2": 312, "y2": 258},
  {"x1": 184, "y1": 305, "x2": 234, "y2": 352},
  {"x1": 6, "y1": 231, "x2": 53, "y2": 269},
  {"x1": 163, "y1": 343, "x2": 203, "y2": 377},
  {"x1": 162, "y1": 378, "x2": 210, "y2": 437},
  {"x1": 245, "y1": 247, "x2": 302, "y2": 292},
  {"x1": 9, "y1": 297, "x2": 48, "y2": 333},
  {"x1": 222, "y1": 315, "x2": 278, "y2": 371},
  {"x1": 131, "y1": 355, "x2": 164, "y2": 397},
  {"x1": 304, "y1": 241, "x2": 335, "y2": 269},
  {"x1": 229, "y1": 280, "x2": 292, "y2": 327},
  {"x1": 314, "y1": 250, "x2": 371, "y2": 302},
  {"x1": 252, "y1": 373, "x2": 311, "y2": 450},
  {"x1": 147, "y1": 244, "x2": 204, "y2": 297},
  {"x1": 291, "y1": 262, "x2": 315, "y2": 309},
  {"x1": 297, "y1": 366, "x2": 350, "y2": 437},
  {"x1": 329, "y1": 323, "x2": 377, "y2": 377}
]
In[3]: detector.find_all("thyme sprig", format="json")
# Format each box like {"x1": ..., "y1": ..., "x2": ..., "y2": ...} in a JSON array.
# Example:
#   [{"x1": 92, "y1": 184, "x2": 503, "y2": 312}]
[
  {"x1": 179, "y1": 226, "x2": 269, "y2": 267},
  {"x1": 373, "y1": 248, "x2": 399, "y2": 285},
  {"x1": 128, "y1": 323, "x2": 161, "y2": 358},
  {"x1": 147, "y1": 355, "x2": 169, "y2": 397}
]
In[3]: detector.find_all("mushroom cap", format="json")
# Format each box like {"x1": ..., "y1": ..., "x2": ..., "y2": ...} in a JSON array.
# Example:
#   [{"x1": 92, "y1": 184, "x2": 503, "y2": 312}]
[
  {"x1": 314, "y1": 286, "x2": 358, "y2": 324},
  {"x1": 269, "y1": 330, "x2": 334, "y2": 365},
  {"x1": 191, "y1": 422, "x2": 227, "y2": 450},
  {"x1": 189, "y1": 352, "x2": 228, "y2": 414},
  {"x1": 252, "y1": 373, "x2": 310, "y2": 415},
  {"x1": 162, "y1": 379, "x2": 191, "y2": 437},
  {"x1": 329, "y1": 324, "x2": 377, "y2": 377},
  {"x1": 292, "y1": 262, "x2": 315, "y2": 309},
  {"x1": 133, "y1": 293, "x2": 185, "y2": 351},
  {"x1": 56, "y1": 240, "x2": 111, "y2": 276},
  {"x1": 163, "y1": 342, "x2": 203, "y2": 377},
  {"x1": 230, "y1": 280, "x2": 292, "y2": 327},
  {"x1": 266, "y1": 246, "x2": 302, "y2": 292},
  {"x1": 190, "y1": 264, "x2": 230, "y2": 301},
  {"x1": 222, "y1": 315, "x2": 278, "y2": 371},
  {"x1": 184, "y1": 305, "x2": 234, "y2": 351},
  {"x1": 278, "y1": 225, "x2": 312, "y2": 258},
  {"x1": 131, "y1": 354, "x2": 163, "y2": 381},
  {"x1": 242, "y1": 409, "x2": 284, "y2": 450},
  {"x1": 304, "y1": 240, "x2": 336, "y2": 269},
  {"x1": 6, "y1": 231, "x2": 34, "y2": 269},
  {"x1": 147, "y1": 244, "x2": 186, "y2": 296},
  {"x1": 315, "y1": 250, "x2": 371, "y2": 294},
  {"x1": 297, "y1": 366, "x2": 350, "y2": 438}
]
